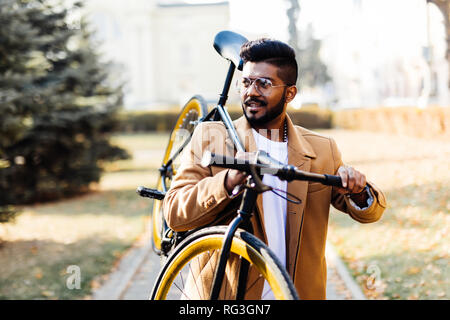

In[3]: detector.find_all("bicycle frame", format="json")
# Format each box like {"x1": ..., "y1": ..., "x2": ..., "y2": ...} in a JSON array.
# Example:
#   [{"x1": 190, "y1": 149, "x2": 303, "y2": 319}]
[
  {"x1": 156, "y1": 58, "x2": 262, "y2": 299},
  {"x1": 210, "y1": 180, "x2": 259, "y2": 299}
]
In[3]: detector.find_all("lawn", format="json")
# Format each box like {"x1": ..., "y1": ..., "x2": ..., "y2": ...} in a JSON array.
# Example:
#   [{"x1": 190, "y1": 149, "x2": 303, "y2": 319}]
[
  {"x1": 0, "y1": 132, "x2": 169, "y2": 299},
  {"x1": 323, "y1": 129, "x2": 449, "y2": 300},
  {"x1": 0, "y1": 130, "x2": 448, "y2": 300}
]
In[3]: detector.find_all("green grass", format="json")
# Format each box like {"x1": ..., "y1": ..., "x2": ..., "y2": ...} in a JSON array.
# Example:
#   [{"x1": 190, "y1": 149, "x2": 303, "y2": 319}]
[
  {"x1": 2, "y1": 130, "x2": 448, "y2": 300},
  {"x1": 0, "y1": 132, "x2": 169, "y2": 299}
]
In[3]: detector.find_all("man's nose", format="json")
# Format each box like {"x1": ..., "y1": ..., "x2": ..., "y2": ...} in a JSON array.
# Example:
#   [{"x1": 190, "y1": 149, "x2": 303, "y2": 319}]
[{"x1": 246, "y1": 81, "x2": 260, "y2": 96}]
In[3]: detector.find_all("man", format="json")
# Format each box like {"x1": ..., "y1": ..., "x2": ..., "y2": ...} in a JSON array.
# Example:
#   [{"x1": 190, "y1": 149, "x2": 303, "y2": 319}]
[{"x1": 163, "y1": 38, "x2": 386, "y2": 299}]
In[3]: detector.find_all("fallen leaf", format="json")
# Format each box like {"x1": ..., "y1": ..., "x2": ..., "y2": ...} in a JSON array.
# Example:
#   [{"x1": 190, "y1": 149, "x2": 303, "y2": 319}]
[
  {"x1": 406, "y1": 267, "x2": 421, "y2": 275},
  {"x1": 90, "y1": 279, "x2": 101, "y2": 289},
  {"x1": 41, "y1": 290, "x2": 54, "y2": 297}
]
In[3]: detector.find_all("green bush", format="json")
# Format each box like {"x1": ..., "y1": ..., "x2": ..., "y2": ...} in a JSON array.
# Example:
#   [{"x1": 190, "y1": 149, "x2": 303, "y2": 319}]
[
  {"x1": 117, "y1": 105, "x2": 333, "y2": 132},
  {"x1": 333, "y1": 106, "x2": 450, "y2": 139},
  {"x1": 117, "y1": 110, "x2": 180, "y2": 132}
]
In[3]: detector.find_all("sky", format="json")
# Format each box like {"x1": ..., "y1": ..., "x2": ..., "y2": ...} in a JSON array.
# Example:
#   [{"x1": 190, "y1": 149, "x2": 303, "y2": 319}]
[
  {"x1": 223, "y1": 0, "x2": 448, "y2": 107},
  {"x1": 226, "y1": 0, "x2": 445, "y2": 53}
]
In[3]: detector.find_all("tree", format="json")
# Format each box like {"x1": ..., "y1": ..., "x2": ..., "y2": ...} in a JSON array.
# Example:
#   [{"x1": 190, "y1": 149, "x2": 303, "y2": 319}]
[
  {"x1": 0, "y1": 0, "x2": 128, "y2": 220},
  {"x1": 286, "y1": 0, "x2": 301, "y2": 88},
  {"x1": 286, "y1": 0, "x2": 332, "y2": 90},
  {"x1": 427, "y1": 0, "x2": 450, "y2": 88},
  {"x1": 298, "y1": 24, "x2": 332, "y2": 89}
]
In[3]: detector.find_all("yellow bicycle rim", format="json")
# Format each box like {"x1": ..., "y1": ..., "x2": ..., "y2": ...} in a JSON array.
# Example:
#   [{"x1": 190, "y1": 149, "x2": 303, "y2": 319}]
[
  {"x1": 163, "y1": 98, "x2": 204, "y2": 165},
  {"x1": 153, "y1": 97, "x2": 205, "y2": 251},
  {"x1": 153, "y1": 235, "x2": 288, "y2": 300}
]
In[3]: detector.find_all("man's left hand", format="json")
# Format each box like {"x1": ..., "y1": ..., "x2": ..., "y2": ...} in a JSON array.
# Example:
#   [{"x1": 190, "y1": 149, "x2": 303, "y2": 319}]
[{"x1": 335, "y1": 165, "x2": 367, "y2": 195}]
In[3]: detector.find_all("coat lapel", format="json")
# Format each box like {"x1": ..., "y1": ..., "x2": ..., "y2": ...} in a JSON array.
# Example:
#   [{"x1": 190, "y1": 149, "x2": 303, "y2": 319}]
[{"x1": 284, "y1": 116, "x2": 316, "y2": 277}]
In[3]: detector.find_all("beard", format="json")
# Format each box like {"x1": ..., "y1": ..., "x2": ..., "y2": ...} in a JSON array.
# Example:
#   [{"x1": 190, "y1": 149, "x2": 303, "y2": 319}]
[{"x1": 242, "y1": 89, "x2": 287, "y2": 126}]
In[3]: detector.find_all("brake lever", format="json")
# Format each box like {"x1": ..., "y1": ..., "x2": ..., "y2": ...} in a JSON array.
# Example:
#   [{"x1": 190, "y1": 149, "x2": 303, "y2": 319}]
[{"x1": 248, "y1": 163, "x2": 272, "y2": 193}]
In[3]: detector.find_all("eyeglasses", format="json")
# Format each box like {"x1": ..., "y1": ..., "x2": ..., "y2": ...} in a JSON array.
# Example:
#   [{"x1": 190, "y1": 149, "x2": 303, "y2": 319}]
[{"x1": 237, "y1": 77, "x2": 289, "y2": 96}]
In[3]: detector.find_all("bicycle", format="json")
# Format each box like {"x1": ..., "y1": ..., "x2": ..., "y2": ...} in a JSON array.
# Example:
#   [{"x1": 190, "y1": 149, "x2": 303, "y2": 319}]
[
  {"x1": 136, "y1": 31, "x2": 343, "y2": 300},
  {"x1": 146, "y1": 31, "x2": 247, "y2": 256}
]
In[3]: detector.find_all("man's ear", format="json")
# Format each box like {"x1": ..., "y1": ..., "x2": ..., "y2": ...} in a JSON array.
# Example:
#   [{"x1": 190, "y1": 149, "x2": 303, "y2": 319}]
[{"x1": 285, "y1": 86, "x2": 297, "y2": 103}]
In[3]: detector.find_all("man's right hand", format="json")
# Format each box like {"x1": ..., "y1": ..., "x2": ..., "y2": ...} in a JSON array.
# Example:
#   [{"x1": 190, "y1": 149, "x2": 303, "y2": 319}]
[{"x1": 224, "y1": 151, "x2": 254, "y2": 194}]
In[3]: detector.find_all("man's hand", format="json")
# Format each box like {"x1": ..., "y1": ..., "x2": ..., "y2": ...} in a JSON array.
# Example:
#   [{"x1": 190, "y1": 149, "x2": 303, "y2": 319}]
[
  {"x1": 335, "y1": 165, "x2": 369, "y2": 207},
  {"x1": 335, "y1": 165, "x2": 366, "y2": 194},
  {"x1": 224, "y1": 151, "x2": 253, "y2": 195}
]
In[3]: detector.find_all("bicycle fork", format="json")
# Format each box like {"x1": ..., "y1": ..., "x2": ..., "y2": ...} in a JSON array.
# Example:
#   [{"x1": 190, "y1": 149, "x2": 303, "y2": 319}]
[{"x1": 210, "y1": 185, "x2": 258, "y2": 300}]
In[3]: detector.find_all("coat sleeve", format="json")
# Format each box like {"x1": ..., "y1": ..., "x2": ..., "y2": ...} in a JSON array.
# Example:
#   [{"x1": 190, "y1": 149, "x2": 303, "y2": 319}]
[
  {"x1": 329, "y1": 138, "x2": 387, "y2": 223},
  {"x1": 163, "y1": 122, "x2": 237, "y2": 231}
]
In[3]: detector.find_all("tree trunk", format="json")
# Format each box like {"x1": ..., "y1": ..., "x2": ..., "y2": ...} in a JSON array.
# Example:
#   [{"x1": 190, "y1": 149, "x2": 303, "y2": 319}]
[{"x1": 428, "y1": 0, "x2": 450, "y2": 88}]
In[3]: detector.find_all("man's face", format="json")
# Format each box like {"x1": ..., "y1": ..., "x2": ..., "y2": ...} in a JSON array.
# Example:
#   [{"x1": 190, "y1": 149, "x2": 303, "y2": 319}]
[{"x1": 240, "y1": 61, "x2": 292, "y2": 126}]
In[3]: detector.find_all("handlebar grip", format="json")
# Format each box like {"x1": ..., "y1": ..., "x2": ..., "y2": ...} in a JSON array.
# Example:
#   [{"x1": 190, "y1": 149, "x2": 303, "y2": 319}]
[
  {"x1": 323, "y1": 174, "x2": 342, "y2": 187},
  {"x1": 201, "y1": 151, "x2": 253, "y2": 172}
]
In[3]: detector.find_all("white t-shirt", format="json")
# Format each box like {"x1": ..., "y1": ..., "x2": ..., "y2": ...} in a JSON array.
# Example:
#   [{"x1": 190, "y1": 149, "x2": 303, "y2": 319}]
[{"x1": 252, "y1": 129, "x2": 288, "y2": 300}]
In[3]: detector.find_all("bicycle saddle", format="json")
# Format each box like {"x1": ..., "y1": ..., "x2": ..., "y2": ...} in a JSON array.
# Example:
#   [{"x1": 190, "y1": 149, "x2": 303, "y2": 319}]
[{"x1": 213, "y1": 30, "x2": 248, "y2": 71}]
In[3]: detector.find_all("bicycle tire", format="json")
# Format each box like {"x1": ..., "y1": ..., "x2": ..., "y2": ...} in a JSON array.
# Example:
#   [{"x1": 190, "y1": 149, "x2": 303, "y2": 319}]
[
  {"x1": 150, "y1": 226, "x2": 299, "y2": 300},
  {"x1": 151, "y1": 96, "x2": 208, "y2": 253}
]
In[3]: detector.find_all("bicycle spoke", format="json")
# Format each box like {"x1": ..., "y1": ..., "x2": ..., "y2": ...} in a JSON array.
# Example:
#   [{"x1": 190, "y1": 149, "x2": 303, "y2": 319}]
[
  {"x1": 261, "y1": 284, "x2": 272, "y2": 299},
  {"x1": 179, "y1": 267, "x2": 185, "y2": 297},
  {"x1": 173, "y1": 280, "x2": 190, "y2": 300},
  {"x1": 223, "y1": 263, "x2": 229, "y2": 299},
  {"x1": 196, "y1": 254, "x2": 206, "y2": 299},
  {"x1": 245, "y1": 273, "x2": 263, "y2": 294},
  {"x1": 188, "y1": 260, "x2": 203, "y2": 300},
  {"x1": 206, "y1": 250, "x2": 213, "y2": 273}
]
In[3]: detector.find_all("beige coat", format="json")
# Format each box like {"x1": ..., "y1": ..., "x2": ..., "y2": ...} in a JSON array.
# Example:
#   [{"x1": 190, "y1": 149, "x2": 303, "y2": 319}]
[{"x1": 163, "y1": 115, "x2": 386, "y2": 299}]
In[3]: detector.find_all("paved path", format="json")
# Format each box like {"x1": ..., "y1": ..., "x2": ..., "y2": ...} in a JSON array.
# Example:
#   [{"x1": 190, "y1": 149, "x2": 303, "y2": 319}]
[{"x1": 92, "y1": 228, "x2": 366, "y2": 300}]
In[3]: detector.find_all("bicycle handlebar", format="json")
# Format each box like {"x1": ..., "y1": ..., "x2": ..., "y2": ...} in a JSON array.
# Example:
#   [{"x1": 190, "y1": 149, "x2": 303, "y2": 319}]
[{"x1": 201, "y1": 151, "x2": 342, "y2": 187}]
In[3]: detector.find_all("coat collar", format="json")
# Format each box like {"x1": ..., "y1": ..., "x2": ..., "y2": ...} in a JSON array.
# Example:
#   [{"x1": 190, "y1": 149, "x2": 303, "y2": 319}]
[{"x1": 232, "y1": 115, "x2": 316, "y2": 160}]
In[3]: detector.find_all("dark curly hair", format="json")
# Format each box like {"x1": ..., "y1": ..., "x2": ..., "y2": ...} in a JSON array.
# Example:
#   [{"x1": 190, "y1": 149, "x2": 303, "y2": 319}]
[{"x1": 239, "y1": 38, "x2": 298, "y2": 86}]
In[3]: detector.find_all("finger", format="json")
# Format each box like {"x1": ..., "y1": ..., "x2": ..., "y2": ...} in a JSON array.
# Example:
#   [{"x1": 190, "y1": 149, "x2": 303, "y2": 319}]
[
  {"x1": 349, "y1": 172, "x2": 366, "y2": 194},
  {"x1": 357, "y1": 173, "x2": 367, "y2": 193},
  {"x1": 347, "y1": 167, "x2": 355, "y2": 191},
  {"x1": 338, "y1": 167, "x2": 348, "y2": 188},
  {"x1": 334, "y1": 187, "x2": 348, "y2": 195}
]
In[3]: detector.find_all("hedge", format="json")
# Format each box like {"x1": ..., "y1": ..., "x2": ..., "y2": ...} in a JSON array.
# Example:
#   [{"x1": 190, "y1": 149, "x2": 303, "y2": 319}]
[
  {"x1": 116, "y1": 105, "x2": 333, "y2": 132},
  {"x1": 333, "y1": 106, "x2": 450, "y2": 139}
]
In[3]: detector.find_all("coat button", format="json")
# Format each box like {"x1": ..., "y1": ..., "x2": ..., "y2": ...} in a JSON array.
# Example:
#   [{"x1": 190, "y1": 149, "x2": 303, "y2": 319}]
[{"x1": 205, "y1": 197, "x2": 216, "y2": 208}]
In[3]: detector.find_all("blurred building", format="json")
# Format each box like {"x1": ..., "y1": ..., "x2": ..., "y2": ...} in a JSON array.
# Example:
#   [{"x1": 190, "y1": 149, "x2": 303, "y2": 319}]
[
  {"x1": 84, "y1": 0, "x2": 231, "y2": 110},
  {"x1": 301, "y1": 0, "x2": 449, "y2": 109},
  {"x1": 82, "y1": 0, "x2": 449, "y2": 110}
]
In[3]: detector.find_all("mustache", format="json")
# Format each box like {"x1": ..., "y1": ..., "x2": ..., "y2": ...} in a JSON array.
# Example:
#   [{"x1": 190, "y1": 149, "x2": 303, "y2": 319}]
[{"x1": 244, "y1": 97, "x2": 267, "y2": 107}]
